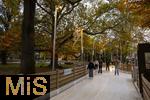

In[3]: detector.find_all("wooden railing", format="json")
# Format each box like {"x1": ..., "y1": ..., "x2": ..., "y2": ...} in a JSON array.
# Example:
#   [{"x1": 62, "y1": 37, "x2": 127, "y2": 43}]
[
  {"x1": 120, "y1": 63, "x2": 133, "y2": 72},
  {"x1": 142, "y1": 75, "x2": 150, "y2": 100},
  {"x1": 34, "y1": 66, "x2": 87, "y2": 91}
]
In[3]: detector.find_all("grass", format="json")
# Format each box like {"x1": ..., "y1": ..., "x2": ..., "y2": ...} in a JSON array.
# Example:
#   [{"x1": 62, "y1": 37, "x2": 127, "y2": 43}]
[
  {"x1": 0, "y1": 62, "x2": 74, "y2": 75},
  {"x1": 0, "y1": 63, "x2": 49, "y2": 75},
  {"x1": 0, "y1": 63, "x2": 20, "y2": 67},
  {"x1": 59, "y1": 64, "x2": 74, "y2": 69},
  {"x1": 0, "y1": 63, "x2": 20, "y2": 75}
]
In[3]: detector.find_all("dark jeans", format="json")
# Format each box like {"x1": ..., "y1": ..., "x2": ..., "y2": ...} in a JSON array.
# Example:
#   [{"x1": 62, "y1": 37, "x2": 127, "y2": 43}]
[
  {"x1": 98, "y1": 67, "x2": 102, "y2": 73},
  {"x1": 106, "y1": 65, "x2": 110, "y2": 71},
  {"x1": 89, "y1": 69, "x2": 93, "y2": 77},
  {"x1": 115, "y1": 68, "x2": 119, "y2": 75}
]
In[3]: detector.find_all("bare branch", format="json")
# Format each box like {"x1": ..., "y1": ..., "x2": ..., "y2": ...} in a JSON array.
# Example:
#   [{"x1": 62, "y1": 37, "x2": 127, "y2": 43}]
[
  {"x1": 36, "y1": 2, "x2": 53, "y2": 16},
  {"x1": 83, "y1": 29, "x2": 107, "y2": 35},
  {"x1": 56, "y1": 33, "x2": 73, "y2": 49},
  {"x1": 65, "y1": 0, "x2": 82, "y2": 5},
  {"x1": 83, "y1": 21, "x2": 121, "y2": 35},
  {"x1": 57, "y1": 3, "x2": 79, "y2": 25}
]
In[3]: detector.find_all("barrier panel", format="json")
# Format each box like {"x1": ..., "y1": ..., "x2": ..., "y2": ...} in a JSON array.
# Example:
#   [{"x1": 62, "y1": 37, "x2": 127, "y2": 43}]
[
  {"x1": 142, "y1": 75, "x2": 150, "y2": 100},
  {"x1": 33, "y1": 66, "x2": 87, "y2": 91}
]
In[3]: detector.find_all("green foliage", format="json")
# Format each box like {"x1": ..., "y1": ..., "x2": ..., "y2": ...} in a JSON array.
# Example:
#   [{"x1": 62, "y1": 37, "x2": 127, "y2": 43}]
[
  {"x1": 0, "y1": 1, "x2": 22, "y2": 51},
  {"x1": 2, "y1": 0, "x2": 21, "y2": 16},
  {"x1": 0, "y1": 0, "x2": 148, "y2": 65}
]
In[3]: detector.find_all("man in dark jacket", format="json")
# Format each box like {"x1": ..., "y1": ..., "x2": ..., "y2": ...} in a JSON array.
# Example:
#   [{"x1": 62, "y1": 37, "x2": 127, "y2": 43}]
[
  {"x1": 87, "y1": 60, "x2": 95, "y2": 77},
  {"x1": 106, "y1": 60, "x2": 110, "y2": 71}
]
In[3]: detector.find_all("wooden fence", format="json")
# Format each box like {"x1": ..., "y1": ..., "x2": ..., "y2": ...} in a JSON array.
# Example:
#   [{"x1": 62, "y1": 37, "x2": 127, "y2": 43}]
[
  {"x1": 142, "y1": 75, "x2": 150, "y2": 100},
  {"x1": 120, "y1": 63, "x2": 133, "y2": 72},
  {"x1": 34, "y1": 66, "x2": 87, "y2": 91}
]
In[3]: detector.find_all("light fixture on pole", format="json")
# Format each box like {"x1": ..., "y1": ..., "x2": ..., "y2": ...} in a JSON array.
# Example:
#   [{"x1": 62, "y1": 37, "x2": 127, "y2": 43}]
[{"x1": 52, "y1": 5, "x2": 62, "y2": 71}]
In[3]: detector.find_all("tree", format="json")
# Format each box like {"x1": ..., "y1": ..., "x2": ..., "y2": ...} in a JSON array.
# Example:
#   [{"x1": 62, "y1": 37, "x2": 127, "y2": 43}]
[
  {"x1": 127, "y1": 0, "x2": 150, "y2": 28},
  {"x1": 33, "y1": 0, "x2": 148, "y2": 69},
  {"x1": 36, "y1": 0, "x2": 82, "y2": 69},
  {"x1": 21, "y1": 0, "x2": 36, "y2": 74},
  {"x1": 0, "y1": 1, "x2": 21, "y2": 64},
  {"x1": 34, "y1": 0, "x2": 126, "y2": 66}
]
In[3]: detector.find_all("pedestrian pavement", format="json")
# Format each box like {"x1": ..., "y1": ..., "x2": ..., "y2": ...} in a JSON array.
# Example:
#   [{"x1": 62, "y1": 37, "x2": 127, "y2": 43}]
[{"x1": 50, "y1": 69, "x2": 142, "y2": 100}]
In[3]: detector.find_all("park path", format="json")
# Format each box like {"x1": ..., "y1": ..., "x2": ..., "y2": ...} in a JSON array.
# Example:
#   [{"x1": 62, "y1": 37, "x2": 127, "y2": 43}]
[{"x1": 50, "y1": 68, "x2": 142, "y2": 100}]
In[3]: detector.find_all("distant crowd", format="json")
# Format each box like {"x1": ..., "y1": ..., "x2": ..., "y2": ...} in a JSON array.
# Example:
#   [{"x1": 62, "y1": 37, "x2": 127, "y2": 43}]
[{"x1": 87, "y1": 58, "x2": 120, "y2": 78}]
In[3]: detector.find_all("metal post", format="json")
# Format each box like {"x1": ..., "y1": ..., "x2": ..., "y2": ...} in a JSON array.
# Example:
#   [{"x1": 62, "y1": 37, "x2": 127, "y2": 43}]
[
  {"x1": 120, "y1": 41, "x2": 122, "y2": 63},
  {"x1": 92, "y1": 37, "x2": 95, "y2": 61},
  {"x1": 52, "y1": 7, "x2": 57, "y2": 70}
]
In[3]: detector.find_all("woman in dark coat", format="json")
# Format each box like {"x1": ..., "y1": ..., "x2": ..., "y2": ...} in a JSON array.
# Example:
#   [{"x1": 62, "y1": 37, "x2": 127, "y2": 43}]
[
  {"x1": 87, "y1": 60, "x2": 95, "y2": 77},
  {"x1": 98, "y1": 59, "x2": 103, "y2": 74}
]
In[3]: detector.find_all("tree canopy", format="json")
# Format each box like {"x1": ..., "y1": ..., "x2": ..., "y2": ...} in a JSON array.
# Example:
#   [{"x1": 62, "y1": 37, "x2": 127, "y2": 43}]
[{"x1": 0, "y1": 0, "x2": 149, "y2": 71}]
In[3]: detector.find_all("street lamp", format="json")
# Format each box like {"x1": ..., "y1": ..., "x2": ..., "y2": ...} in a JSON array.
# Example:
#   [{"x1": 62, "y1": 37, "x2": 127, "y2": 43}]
[
  {"x1": 52, "y1": 5, "x2": 62, "y2": 71},
  {"x1": 80, "y1": 28, "x2": 84, "y2": 65}
]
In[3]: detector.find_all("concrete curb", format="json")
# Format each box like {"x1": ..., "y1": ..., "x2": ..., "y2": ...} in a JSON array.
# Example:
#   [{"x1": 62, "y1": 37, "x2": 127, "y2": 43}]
[{"x1": 33, "y1": 93, "x2": 50, "y2": 100}]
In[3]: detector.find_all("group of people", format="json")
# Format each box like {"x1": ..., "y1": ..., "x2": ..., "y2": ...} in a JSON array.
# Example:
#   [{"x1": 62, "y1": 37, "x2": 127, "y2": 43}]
[
  {"x1": 87, "y1": 59, "x2": 120, "y2": 78},
  {"x1": 87, "y1": 59, "x2": 103, "y2": 77}
]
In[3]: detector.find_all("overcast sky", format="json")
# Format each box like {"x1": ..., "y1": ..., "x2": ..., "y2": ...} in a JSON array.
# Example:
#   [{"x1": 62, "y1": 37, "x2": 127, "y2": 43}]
[
  {"x1": 83, "y1": 0, "x2": 109, "y2": 3},
  {"x1": 83, "y1": 0, "x2": 109, "y2": 8}
]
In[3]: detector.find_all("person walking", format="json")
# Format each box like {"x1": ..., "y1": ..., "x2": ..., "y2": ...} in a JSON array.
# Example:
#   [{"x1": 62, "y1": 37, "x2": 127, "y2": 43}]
[
  {"x1": 94, "y1": 60, "x2": 99, "y2": 69},
  {"x1": 94, "y1": 60, "x2": 99, "y2": 74},
  {"x1": 106, "y1": 60, "x2": 110, "y2": 71},
  {"x1": 87, "y1": 60, "x2": 95, "y2": 78},
  {"x1": 114, "y1": 59, "x2": 120, "y2": 75},
  {"x1": 98, "y1": 59, "x2": 103, "y2": 74}
]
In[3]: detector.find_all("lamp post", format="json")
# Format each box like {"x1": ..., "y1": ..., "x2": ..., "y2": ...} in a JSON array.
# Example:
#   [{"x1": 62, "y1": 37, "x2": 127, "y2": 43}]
[
  {"x1": 52, "y1": 5, "x2": 62, "y2": 71},
  {"x1": 92, "y1": 37, "x2": 95, "y2": 61},
  {"x1": 80, "y1": 28, "x2": 84, "y2": 65}
]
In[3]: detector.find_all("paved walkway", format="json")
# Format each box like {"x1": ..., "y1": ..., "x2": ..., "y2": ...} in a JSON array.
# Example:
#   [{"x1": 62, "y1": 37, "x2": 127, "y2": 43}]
[{"x1": 51, "y1": 69, "x2": 142, "y2": 100}]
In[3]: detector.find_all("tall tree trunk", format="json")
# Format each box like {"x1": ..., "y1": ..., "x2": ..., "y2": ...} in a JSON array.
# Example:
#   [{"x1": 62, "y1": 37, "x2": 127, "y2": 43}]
[
  {"x1": 0, "y1": 50, "x2": 7, "y2": 65},
  {"x1": 21, "y1": 0, "x2": 36, "y2": 74}
]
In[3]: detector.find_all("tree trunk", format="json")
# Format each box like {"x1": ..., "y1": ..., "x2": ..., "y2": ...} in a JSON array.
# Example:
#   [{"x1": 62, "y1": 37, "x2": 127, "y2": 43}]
[
  {"x1": 21, "y1": 0, "x2": 36, "y2": 74},
  {"x1": 0, "y1": 50, "x2": 7, "y2": 65}
]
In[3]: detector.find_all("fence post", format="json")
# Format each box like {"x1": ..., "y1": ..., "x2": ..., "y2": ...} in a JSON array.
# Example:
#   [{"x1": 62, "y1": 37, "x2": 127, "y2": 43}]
[
  {"x1": 56, "y1": 69, "x2": 59, "y2": 89},
  {"x1": 85, "y1": 65, "x2": 87, "y2": 75},
  {"x1": 73, "y1": 67, "x2": 75, "y2": 80}
]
